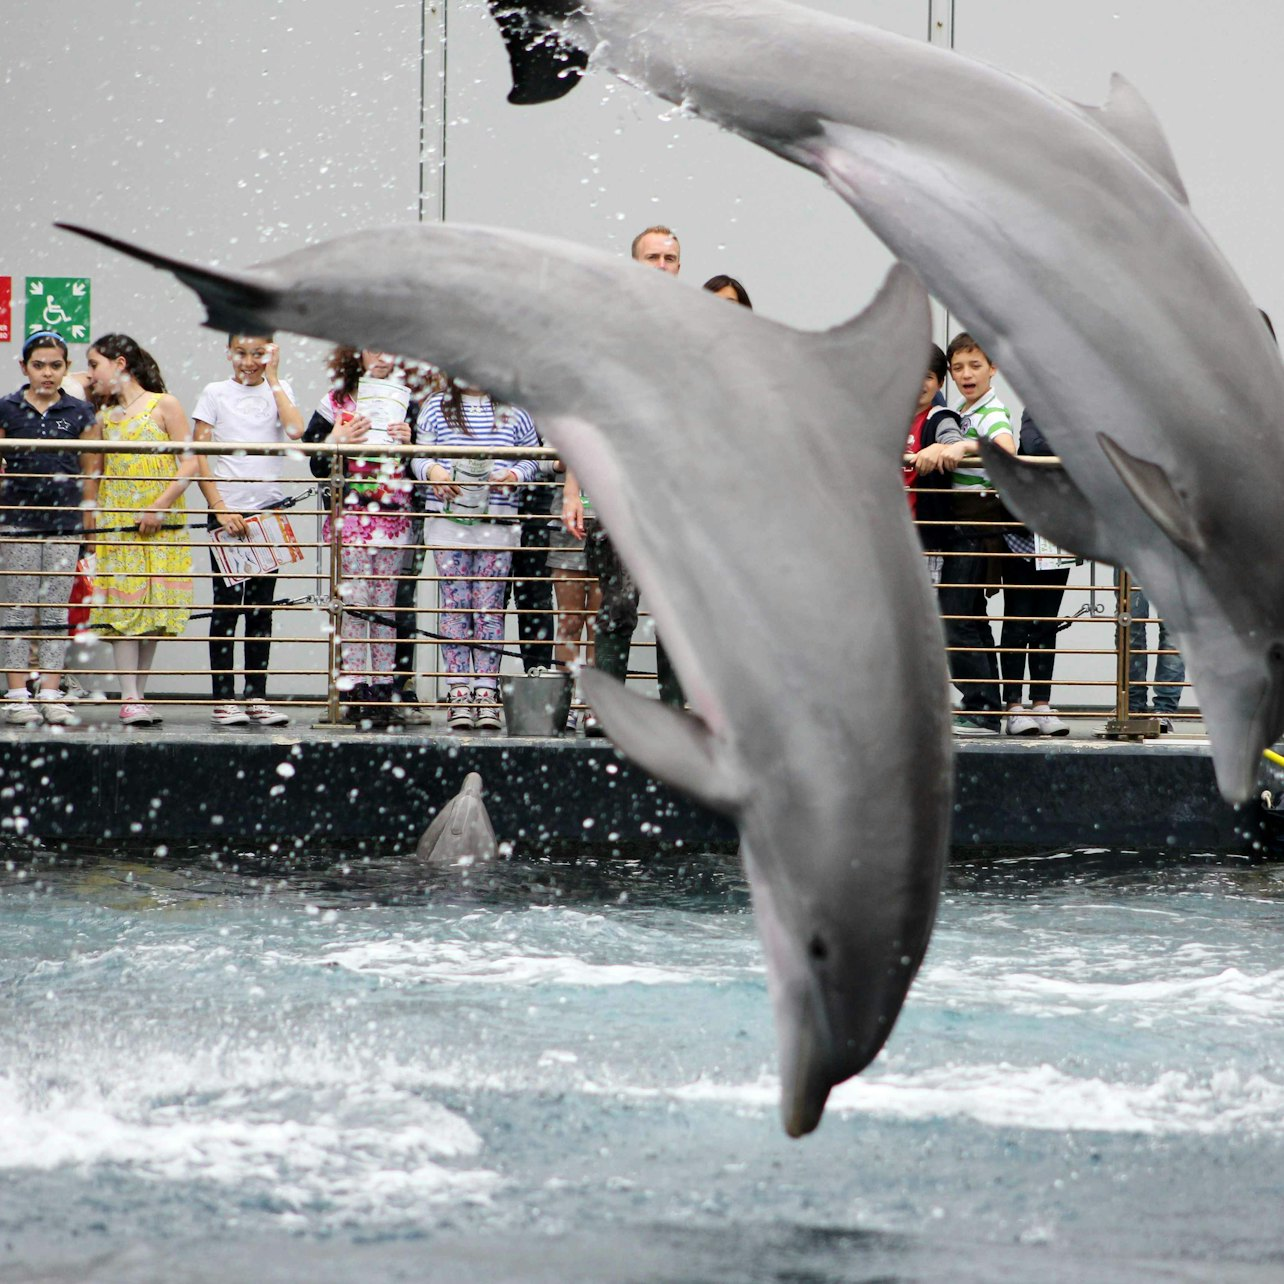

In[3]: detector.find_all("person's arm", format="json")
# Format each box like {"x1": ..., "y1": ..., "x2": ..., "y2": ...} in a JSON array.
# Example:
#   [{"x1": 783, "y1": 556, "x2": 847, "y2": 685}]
[
  {"x1": 265, "y1": 348, "x2": 304, "y2": 440},
  {"x1": 80, "y1": 417, "x2": 102, "y2": 533},
  {"x1": 562, "y1": 466, "x2": 585, "y2": 540},
  {"x1": 193, "y1": 417, "x2": 249, "y2": 537},
  {"x1": 137, "y1": 395, "x2": 197, "y2": 535},
  {"x1": 491, "y1": 411, "x2": 540, "y2": 488}
]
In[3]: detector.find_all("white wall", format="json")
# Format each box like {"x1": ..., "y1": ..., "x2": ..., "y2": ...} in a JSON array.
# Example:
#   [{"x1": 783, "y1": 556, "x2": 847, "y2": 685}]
[{"x1": 4, "y1": 0, "x2": 1278, "y2": 707}]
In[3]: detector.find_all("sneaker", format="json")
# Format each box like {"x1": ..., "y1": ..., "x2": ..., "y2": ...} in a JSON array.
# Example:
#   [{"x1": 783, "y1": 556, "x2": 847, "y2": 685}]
[
  {"x1": 341, "y1": 682, "x2": 372, "y2": 725},
  {"x1": 1030, "y1": 705, "x2": 1070, "y2": 736},
  {"x1": 60, "y1": 674, "x2": 89, "y2": 701},
  {"x1": 120, "y1": 702, "x2": 160, "y2": 726},
  {"x1": 212, "y1": 704, "x2": 251, "y2": 726},
  {"x1": 245, "y1": 702, "x2": 290, "y2": 726},
  {"x1": 4, "y1": 698, "x2": 42, "y2": 726},
  {"x1": 474, "y1": 687, "x2": 503, "y2": 730},
  {"x1": 365, "y1": 686, "x2": 405, "y2": 727},
  {"x1": 1005, "y1": 712, "x2": 1040, "y2": 737},
  {"x1": 564, "y1": 708, "x2": 580, "y2": 734},
  {"x1": 37, "y1": 698, "x2": 81, "y2": 727},
  {"x1": 952, "y1": 713, "x2": 999, "y2": 737},
  {"x1": 583, "y1": 709, "x2": 606, "y2": 738},
  {"x1": 1157, "y1": 716, "x2": 1175, "y2": 734},
  {"x1": 447, "y1": 685, "x2": 474, "y2": 730}
]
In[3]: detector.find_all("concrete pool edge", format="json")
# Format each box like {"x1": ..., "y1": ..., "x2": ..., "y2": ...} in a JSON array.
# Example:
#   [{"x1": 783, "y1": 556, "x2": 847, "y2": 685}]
[{"x1": 0, "y1": 719, "x2": 1274, "y2": 857}]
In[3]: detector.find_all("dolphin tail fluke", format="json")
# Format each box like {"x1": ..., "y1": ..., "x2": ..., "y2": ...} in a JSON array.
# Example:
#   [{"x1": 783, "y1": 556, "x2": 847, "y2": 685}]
[
  {"x1": 55, "y1": 223, "x2": 277, "y2": 337},
  {"x1": 578, "y1": 668, "x2": 747, "y2": 816},
  {"x1": 487, "y1": 2, "x2": 589, "y2": 105},
  {"x1": 416, "y1": 772, "x2": 499, "y2": 865},
  {"x1": 978, "y1": 440, "x2": 1120, "y2": 566}
]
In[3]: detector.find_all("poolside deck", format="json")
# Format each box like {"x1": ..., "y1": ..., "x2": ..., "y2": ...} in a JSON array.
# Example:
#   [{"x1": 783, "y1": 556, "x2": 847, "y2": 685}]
[{"x1": 0, "y1": 701, "x2": 1272, "y2": 858}]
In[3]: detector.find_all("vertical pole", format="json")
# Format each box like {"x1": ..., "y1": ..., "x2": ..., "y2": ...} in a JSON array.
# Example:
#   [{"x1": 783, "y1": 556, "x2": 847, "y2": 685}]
[
  {"x1": 420, "y1": 1, "x2": 449, "y2": 225},
  {"x1": 1103, "y1": 567, "x2": 1157, "y2": 739},
  {"x1": 325, "y1": 452, "x2": 345, "y2": 726}
]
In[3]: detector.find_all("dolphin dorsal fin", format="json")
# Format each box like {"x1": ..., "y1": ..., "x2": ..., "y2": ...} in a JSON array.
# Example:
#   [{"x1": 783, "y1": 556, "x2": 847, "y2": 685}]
[
  {"x1": 1077, "y1": 73, "x2": 1189, "y2": 204},
  {"x1": 579, "y1": 668, "x2": 748, "y2": 817},
  {"x1": 815, "y1": 264, "x2": 932, "y2": 468},
  {"x1": 977, "y1": 438, "x2": 1120, "y2": 566},
  {"x1": 1096, "y1": 432, "x2": 1207, "y2": 560}
]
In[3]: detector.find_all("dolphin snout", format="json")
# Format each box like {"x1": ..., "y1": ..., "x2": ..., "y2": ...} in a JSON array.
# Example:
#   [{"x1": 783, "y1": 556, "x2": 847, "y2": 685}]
[{"x1": 779, "y1": 982, "x2": 836, "y2": 1138}]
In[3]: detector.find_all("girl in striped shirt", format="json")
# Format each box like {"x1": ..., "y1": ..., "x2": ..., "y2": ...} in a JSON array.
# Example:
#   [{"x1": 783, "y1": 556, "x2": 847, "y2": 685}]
[{"x1": 413, "y1": 386, "x2": 539, "y2": 730}]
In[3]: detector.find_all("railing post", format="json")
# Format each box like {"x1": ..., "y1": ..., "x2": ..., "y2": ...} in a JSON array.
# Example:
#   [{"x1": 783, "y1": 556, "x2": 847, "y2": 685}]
[
  {"x1": 1103, "y1": 567, "x2": 1158, "y2": 739},
  {"x1": 324, "y1": 452, "x2": 345, "y2": 726}
]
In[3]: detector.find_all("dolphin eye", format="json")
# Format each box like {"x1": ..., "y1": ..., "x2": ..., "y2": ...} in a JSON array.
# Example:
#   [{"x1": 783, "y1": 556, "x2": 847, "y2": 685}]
[
  {"x1": 808, "y1": 935, "x2": 828, "y2": 963},
  {"x1": 1270, "y1": 644, "x2": 1284, "y2": 666}
]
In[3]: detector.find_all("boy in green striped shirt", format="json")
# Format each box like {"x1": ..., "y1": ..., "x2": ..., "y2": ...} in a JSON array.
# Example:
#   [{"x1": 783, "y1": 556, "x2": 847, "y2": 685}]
[{"x1": 918, "y1": 333, "x2": 1016, "y2": 735}]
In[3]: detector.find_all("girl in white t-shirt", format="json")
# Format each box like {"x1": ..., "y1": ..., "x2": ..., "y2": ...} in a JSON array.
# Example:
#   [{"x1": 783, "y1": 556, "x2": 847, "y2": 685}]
[{"x1": 194, "y1": 333, "x2": 304, "y2": 726}]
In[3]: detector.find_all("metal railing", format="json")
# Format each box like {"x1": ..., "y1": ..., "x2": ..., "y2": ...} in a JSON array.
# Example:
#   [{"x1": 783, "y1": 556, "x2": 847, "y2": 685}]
[{"x1": 0, "y1": 436, "x2": 1191, "y2": 734}]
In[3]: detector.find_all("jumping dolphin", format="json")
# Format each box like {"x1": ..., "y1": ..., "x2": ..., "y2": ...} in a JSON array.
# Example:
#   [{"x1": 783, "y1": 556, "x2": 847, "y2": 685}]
[
  {"x1": 484, "y1": 0, "x2": 1284, "y2": 804},
  {"x1": 57, "y1": 221, "x2": 952, "y2": 1136},
  {"x1": 417, "y1": 772, "x2": 499, "y2": 866}
]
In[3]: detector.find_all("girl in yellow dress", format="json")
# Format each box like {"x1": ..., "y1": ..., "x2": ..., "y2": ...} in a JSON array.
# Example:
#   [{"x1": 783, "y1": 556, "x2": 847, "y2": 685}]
[{"x1": 84, "y1": 334, "x2": 196, "y2": 726}]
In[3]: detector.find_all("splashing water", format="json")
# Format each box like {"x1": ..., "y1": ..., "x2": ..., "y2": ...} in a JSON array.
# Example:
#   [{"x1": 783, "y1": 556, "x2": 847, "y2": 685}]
[{"x1": 1, "y1": 850, "x2": 1281, "y2": 1282}]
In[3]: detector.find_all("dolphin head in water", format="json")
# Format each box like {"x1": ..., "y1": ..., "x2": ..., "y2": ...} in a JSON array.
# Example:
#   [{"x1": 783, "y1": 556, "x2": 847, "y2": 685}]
[{"x1": 55, "y1": 220, "x2": 952, "y2": 1135}]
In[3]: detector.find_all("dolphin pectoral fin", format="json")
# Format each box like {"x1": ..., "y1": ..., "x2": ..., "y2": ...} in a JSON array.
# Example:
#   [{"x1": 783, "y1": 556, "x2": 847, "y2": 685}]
[
  {"x1": 487, "y1": 2, "x2": 589, "y2": 105},
  {"x1": 579, "y1": 668, "x2": 747, "y2": 816},
  {"x1": 1096, "y1": 432, "x2": 1207, "y2": 560},
  {"x1": 55, "y1": 223, "x2": 276, "y2": 335},
  {"x1": 978, "y1": 439, "x2": 1119, "y2": 565},
  {"x1": 1077, "y1": 72, "x2": 1189, "y2": 203}
]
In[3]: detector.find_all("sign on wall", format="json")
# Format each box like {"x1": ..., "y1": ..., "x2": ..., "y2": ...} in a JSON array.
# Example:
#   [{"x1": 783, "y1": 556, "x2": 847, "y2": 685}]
[
  {"x1": 24, "y1": 277, "x2": 91, "y2": 343},
  {"x1": 0, "y1": 277, "x2": 11, "y2": 343}
]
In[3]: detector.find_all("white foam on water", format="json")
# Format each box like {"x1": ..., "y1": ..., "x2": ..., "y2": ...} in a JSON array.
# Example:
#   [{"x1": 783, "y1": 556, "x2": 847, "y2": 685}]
[
  {"x1": 919, "y1": 959, "x2": 1284, "y2": 1025},
  {"x1": 600, "y1": 1062, "x2": 1284, "y2": 1136},
  {"x1": 0, "y1": 1067, "x2": 499, "y2": 1222},
  {"x1": 313, "y1": 935, "x2": 754, "y2": 988}
]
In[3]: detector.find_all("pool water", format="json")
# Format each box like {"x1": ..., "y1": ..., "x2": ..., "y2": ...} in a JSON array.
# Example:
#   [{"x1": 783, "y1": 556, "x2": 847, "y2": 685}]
[{"x1": 1, "y1": 849, "x2": 1281, "y2": 1283}]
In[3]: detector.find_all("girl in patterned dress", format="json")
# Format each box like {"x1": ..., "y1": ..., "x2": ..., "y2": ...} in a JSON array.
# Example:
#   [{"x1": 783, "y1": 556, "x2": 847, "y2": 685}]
[
  {"x1": 83, "y1": 334, "x2": 196, "y2": 726},
  {"x1": 305, "y1": 349, "x2": 439, "y2": 725}
]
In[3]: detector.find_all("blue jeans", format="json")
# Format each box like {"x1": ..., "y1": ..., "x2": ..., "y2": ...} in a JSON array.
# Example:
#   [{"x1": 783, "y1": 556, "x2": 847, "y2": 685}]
[{"x1": 1128, "y1": 588, "x2": 1184, "y2": 714}]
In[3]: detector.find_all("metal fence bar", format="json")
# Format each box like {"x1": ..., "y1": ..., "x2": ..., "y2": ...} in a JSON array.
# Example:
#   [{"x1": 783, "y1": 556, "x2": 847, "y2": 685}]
[{"x1": 0, "y1": 438, "x2": 1195, "y2": 733}]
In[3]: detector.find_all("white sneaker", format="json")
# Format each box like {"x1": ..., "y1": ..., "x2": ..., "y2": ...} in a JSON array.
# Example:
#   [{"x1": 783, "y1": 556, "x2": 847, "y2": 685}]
[
  {"x1": 37, "y1": 697, "x2": 81, "y2": 727},
  {"x1": 211, "y1": 704, "x2": 251, "y2": 726},
  {"x1": 4, "y1": 698, "x2": 42, "y2": 726},
  {"x1": 1030, "y1": 705, "x2": 1069, "y2": 736},
  {"x1": 1005, "y1": 712, "x2": 1041, "y2": 737},
  {"x1": 446, "y1": 686, "x2": 473, "y2": 730},
  {"x1": 245, "y1": 702, "x2": 290, "y2": 726},
  {"x1": 474, "y1": 687, "x2": 503, "y2": 730}
]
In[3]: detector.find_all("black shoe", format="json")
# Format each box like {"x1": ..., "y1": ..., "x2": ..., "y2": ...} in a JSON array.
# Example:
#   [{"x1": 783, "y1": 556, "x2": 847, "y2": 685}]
[
  {"x1": 366, "y1": 684, "x2": 405, "y2": 726},
  {"x1": 342, "y1": 682, "x2": 371, "y2": 724}
]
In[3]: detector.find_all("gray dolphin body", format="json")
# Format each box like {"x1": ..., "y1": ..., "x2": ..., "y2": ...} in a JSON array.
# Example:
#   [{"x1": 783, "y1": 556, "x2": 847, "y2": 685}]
[
  {"x1": 417, "y1": 772, "x2": 499, "y2": 866},
  {"x1": 59, "y1": 220, "x2": 951, "y2": 1135},
  {"x1": 487, "y1": 0, "x2": 1284, "y2": 803}
]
